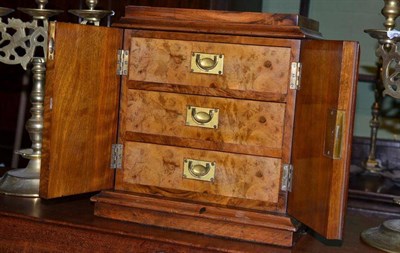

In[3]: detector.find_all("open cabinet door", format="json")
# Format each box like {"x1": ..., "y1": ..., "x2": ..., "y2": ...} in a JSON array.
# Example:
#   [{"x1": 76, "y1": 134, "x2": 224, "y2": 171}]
[
  {"x1": 288, "y1": 40, "x2": 359, "y2": 239},
  {"x1": 40, "y1": 22, "x2": 123, "y2": 199}
]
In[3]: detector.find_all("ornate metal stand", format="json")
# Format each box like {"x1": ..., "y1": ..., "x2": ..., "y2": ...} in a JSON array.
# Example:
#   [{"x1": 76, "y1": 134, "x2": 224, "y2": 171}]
[
  {"x1": 362, "y1": 0, "x2": 400, "y2": 252},
  {"x1": 0, "y1": 0, "x2": 61, "y2": 197}
]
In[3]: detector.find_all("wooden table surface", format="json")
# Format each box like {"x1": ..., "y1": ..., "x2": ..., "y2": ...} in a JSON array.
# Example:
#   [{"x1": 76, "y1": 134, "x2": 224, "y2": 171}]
[{"x1": 0, "y1": 193, "x2": 390, "y2": 253}]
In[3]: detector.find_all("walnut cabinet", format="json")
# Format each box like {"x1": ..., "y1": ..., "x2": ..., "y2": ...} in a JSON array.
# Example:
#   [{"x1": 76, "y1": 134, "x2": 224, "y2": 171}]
[{"x1": 40, "y1": 6, "x2": 359, "y2": 247}]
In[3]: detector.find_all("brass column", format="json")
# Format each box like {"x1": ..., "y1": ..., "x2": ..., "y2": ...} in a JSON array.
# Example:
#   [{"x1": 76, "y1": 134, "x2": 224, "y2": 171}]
[{"x1": 0, "y1": 58, "x2": 45, "y2": 196}]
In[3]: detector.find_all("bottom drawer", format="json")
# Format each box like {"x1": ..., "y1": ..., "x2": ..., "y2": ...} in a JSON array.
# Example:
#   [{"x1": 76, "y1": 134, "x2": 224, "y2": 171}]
[{"x1": 118, "y1": 142, "x2": 282, "y2": 204}]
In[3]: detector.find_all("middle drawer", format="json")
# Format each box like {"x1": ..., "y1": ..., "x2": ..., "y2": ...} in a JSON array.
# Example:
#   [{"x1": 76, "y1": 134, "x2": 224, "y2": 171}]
[{"x1": 124, "y1": 90, "x2": 285, "y2": 157}]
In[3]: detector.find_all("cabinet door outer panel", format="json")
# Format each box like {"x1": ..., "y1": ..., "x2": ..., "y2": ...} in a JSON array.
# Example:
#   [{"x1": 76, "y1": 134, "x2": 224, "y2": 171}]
[
  {"x1": 40, "y1": 23, "x2": 122, "y2": 198},
  {"x1": 288, "y1": 40, "x2": 359, "y2": 239}
]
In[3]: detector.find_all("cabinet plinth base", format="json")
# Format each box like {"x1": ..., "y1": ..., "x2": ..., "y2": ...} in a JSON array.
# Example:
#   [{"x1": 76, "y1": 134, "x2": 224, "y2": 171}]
[{"x1": 92, "y1": 190, "x2": 300, "y2": 247}]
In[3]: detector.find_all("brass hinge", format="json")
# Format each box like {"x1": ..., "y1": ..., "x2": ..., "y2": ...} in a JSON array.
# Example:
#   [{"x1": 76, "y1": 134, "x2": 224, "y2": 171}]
[
  {"x1": 117, "y1": 50, "x2": 129, "y2": 76},
  {"x1": 324, "y1": 109, "x2": 345, "y2": 159},
  {"x1": 48, "y1": 22, "x2": 56, "y2": 60},
  {"x1": 110, "y1": 144, "x2": 123, "y2": 169},
  {"x1": 290, "y1": 62, "x2": 302, "y2": 90},
  {"x1": 281, "y1": 164, "x2": 293, "y2": 192}
]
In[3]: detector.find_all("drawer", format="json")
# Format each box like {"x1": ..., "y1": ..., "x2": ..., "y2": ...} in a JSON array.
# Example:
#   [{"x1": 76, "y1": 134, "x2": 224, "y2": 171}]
[
  {"x1": 129, "y1": 38, "x2": 291, "y2": 95},
  {"x1": 125, "y1": 90, "x2": 285, "y2": 157},
  {"x1": 120, "y1": 142, "x2": 282, "y2": 203}
]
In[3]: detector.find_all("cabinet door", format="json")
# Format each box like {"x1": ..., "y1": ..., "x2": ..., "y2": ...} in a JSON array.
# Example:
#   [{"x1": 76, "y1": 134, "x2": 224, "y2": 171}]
[
  {"x1": 288, "y1": 40, "x2": 359, "y2": 239},
  {"x1": 40, "y1": 22, "x2": 122, "y2": 198}
]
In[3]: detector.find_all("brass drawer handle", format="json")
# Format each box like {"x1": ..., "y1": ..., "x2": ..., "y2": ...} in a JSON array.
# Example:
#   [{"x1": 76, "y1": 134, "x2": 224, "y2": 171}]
[
  {"x1": 191, "y1": 52, "x2": 224, "y2": 75},
  {"x1": 183, "y1": 159, "x2": 216, "y2": 182},
  {"x1": 186, "y1": 106, "x2": 219, "y2": 129},
  {"x1": 191, "y1": 108, "x2": 214, "y2": 124},
  {"x1": 189, "y1": 161, "x2": 210, "y2": 177},
  {"x1": 196, "y1": 54, "x2": 218, "y2": 71}
]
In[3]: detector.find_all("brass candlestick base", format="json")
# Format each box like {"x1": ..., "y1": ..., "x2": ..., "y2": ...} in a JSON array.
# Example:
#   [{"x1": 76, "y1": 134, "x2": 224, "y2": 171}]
[
  {"x1": 361, "y1": 220, "x2": 400, "y2": 253},
  {"x1": 0, "y1": 152, "x2": 40, "y2": 197}
]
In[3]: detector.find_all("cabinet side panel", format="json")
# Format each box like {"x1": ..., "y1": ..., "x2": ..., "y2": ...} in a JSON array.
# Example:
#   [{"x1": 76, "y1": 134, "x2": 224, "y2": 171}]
[
  {"x1": 288, "y1": 40, "x2": 359, "y2": 239},
  {"x1": 40, "y1": 23, "x2": 123, "y2": 198}
]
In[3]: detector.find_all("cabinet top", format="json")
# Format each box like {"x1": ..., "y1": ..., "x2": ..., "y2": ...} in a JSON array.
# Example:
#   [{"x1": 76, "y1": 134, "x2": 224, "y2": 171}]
[{"x1": 113, "y1": 6, "x2": 322, "y2": 39}]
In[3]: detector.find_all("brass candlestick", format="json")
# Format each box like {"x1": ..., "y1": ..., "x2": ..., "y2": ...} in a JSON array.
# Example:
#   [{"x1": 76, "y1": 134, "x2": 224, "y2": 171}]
[
  {"x1": 362, "y1": 0, "x2": 400, "y2": 252},
  {"x1": 0, "y1": 0, "x2": 61, "y2": 197},
  {"x1": 18, "y1": 0, "x2": 62, "y2": 20},
  {"x1": 0, "y1": 58, "x2": 45, "y2": 197},
  {"x1": 69, "y1": 0, "x2": 114, "y2": 26},
  {"x1": 363, "y1": 65, "x2": 385, "y2": 173}
]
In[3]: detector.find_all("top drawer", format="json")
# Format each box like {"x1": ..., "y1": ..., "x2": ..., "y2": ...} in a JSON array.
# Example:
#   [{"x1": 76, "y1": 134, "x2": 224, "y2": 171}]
[{"x1": 128, "y1": 38, "x2": 291, "y2": 96}]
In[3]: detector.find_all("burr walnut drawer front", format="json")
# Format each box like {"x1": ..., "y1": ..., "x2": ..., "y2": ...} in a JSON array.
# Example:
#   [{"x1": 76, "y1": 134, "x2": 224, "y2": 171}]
[
  {"x1": 128, "y1": 37, "x2": 291, "y2": 95},
  {"x1": 119, "y1": 142, "x2": 282, "y2": 203},
  {"x1": 125, "y1": 90, "x2": 285, "y2": 157}
]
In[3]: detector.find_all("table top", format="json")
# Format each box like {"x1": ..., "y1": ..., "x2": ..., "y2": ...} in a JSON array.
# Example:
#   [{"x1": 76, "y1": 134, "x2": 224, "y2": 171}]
[{"x1": 0, "y1": 192, "x2": 390, "y2": 253}]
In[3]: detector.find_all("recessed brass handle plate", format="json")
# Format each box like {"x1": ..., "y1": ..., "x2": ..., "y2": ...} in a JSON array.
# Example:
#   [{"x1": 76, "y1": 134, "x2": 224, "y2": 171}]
[
  {"x1": 191, "y1": 52, "x2": 224, "y2": 75},
  {"x1": 183, "y1": 158, "x2": 216, "y2": 182},
  {"x1": 324, "y1": 109, "x2": 345, "y2": 159},
  {"x1": 186, "y1": 105, "x2": 219, "y2": 129}
]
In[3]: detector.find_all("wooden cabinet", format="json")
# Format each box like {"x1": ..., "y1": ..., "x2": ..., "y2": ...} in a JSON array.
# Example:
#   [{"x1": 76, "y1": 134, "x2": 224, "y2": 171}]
[{"x1": 40, "y1": 6, "x2": 359, "y2": 247}]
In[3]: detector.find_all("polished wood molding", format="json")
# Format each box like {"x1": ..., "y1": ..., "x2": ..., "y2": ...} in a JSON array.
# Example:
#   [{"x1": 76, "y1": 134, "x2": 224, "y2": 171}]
[{"x1": 114, "y1": 6, "x2": 322, "y2": 39}]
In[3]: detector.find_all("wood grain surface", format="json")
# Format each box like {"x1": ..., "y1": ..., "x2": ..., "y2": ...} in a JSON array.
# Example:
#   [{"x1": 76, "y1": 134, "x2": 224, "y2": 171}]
[
  {"x1": 125, "y1": 90, "x2": 285, "y2": 157},
  {"x1": 40, "y1": 23, "x2": 122, "y2": 198},
  {"x1": 117, "y1": 142, "x2": 282, "y2": 204},
  {"x1": 116, "y1": 183, "x2": 288, "y2": 212},
  {"x1": 115, "y1": 6, "x2": 322, "y2": 38},
  {"x1": 128, "y1": 37, "x2": 291, "y2": 95},
  {"x1": 122, "y1": 30, "x2": 300, "y2": 102}
]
